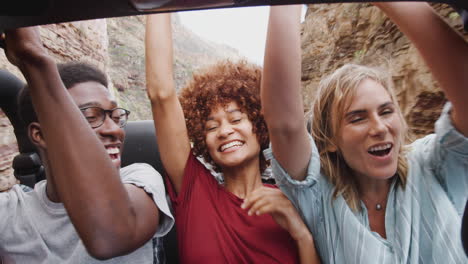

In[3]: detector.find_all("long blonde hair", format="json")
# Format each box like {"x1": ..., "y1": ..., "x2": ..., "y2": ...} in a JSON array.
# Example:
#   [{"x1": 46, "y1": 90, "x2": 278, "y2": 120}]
[{"x1": 311, "y1": 64, "x2": 410, "y2": 211}]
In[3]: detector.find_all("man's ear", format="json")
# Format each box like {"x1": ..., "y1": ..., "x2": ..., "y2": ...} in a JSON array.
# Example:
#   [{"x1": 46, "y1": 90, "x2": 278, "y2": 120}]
[{"x1": 28, "y1": 122, "x2": 47, "y2": 149}]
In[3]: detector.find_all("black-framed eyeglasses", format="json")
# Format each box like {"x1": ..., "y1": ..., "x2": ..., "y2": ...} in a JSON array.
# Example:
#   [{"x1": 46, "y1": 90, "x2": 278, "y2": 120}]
[{"x1": 79, "y1": 107, "x2": 131, "y2": 128}]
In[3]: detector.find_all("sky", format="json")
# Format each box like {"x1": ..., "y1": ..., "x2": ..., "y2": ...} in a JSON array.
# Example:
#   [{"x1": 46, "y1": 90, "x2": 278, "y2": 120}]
[{"x1": 178, "y1": 5, "x2": 306, "y2": 65}]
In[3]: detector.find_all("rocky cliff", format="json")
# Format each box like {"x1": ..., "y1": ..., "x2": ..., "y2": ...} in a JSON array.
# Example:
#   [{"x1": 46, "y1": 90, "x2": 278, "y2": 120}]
[{"x1": 301, "y1": 3, "x2": 467, "y2": 138}]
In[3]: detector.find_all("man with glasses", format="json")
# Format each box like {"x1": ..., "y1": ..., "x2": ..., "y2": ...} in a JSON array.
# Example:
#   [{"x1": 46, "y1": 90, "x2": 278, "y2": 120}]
[{"x1": 0, "y1": 27, "x2": 173, "y2": 263}]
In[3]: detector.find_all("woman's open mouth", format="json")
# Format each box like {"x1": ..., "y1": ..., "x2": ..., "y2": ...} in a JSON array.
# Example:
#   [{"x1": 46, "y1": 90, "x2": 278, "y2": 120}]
[
  {"x1": 367, "y1": 143, "x2": 392, "y2": 157},
  {"x1": 219, "y1": 140, "x2": 244, "y2": 152}
]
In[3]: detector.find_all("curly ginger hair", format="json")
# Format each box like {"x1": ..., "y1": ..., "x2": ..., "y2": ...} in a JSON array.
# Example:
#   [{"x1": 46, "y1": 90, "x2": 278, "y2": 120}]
[{"x1": 179, "y1": 60, "x2": 269, "y2": 173}]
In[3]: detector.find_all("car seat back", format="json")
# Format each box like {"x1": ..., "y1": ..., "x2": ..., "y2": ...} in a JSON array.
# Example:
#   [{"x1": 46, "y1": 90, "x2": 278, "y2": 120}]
[
  {"x1": 122, "y1": 120, "x2": 179, "y2": 264},
  {"x1": 0, "y1": 70, "x2": 45, "y2": 188}
]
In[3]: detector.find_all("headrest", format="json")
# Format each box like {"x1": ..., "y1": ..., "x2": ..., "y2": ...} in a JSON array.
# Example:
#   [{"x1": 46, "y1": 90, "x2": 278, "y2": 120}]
[
  {"x1": 0, "y1": 70, "x2": 44, "y2": 187},
  {"x1": 0, "y1": 70, "x2": 37, "y2": 154},
  {"x1": 12, "y1": 152, "x2": 44, "y2": 187},
  {"x1": 0, "y1": 70, "x2": 23, "y2": 106},
  {"x1": 0, "y1": 70, "x2": 24, "y2": 129},
  {"x1": 121, "y1": 120, "x2": 165, "y2": 175}
]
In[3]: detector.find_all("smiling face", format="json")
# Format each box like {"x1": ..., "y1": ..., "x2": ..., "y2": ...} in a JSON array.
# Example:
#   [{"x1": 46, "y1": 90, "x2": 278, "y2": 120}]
[
  {"x1": 335, "y1": 78, "x2": 402, "y2": 183},
  {"x1": 204, "y1": 101, "x2": 261, "y2": 171},
  {"x1": 68, "y1": 81, "x2": 125, "y2": 169}
]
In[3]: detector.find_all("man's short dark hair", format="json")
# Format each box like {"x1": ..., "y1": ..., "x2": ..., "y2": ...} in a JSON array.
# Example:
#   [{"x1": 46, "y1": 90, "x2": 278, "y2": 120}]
[
  {"x1": 58, "y1": 62, "x2": 108, "y2": 89},
  {"x1": 18, "y1": 62, "x2": 108, "y2": 127}
]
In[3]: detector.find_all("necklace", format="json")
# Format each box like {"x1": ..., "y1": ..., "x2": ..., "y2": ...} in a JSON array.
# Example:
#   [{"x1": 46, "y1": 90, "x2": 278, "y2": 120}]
[
  {"x1": 359, "y1": 183, "x2": 391, "y2": 212},
  {"x1": 361, "y1": 195, "x2": 387, "y2": 211}
]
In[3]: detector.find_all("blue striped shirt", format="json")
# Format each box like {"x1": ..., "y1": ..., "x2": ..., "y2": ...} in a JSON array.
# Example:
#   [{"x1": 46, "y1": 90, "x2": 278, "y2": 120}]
[{"x1": 265, "y1": 103, "x2": 468, "y2": 263}]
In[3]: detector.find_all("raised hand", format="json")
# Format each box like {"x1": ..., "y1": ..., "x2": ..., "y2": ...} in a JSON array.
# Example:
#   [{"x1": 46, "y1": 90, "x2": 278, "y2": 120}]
[{"x1": 2, "y1": 27, "x2": 47, "y2": 70}]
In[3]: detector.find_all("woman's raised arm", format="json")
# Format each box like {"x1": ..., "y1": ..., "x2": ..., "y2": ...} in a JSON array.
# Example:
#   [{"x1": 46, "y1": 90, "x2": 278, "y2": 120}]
[
  {"x1": 261, "y1": 5, "x2": 311, "y2": 181},
  {"x1": 145, "y1": 14, "x2": 191, "y2": 193},
  {"x1": 376, "y1": 2, "x2": 468, "y2": 136}
]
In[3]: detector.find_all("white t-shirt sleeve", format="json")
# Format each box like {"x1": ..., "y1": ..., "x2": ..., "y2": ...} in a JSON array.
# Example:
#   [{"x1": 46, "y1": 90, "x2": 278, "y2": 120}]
[
  {"x1": 120, "y1": 163, "x2": 174, "y2": 237},
  {"x1": 0, "y1": 186, "x2": 22, "y2": 246}
]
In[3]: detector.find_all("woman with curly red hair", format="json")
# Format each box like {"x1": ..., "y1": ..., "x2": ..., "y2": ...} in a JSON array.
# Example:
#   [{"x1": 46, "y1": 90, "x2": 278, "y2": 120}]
[
  {"x1": 145, "y1": 6, "x2": 319, "y2": 264},
  {"x1": 178, "y1": 60, "x2": 270, "y2": 175}
]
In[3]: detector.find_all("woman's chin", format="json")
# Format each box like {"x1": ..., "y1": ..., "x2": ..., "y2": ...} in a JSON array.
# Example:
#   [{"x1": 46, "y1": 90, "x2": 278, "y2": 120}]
[
  {"x1": 366, "y1": 168, "x2": 398, "y2": 182},
  {"x1": 355, "y1": 165, "x2": 398, "y2": 183}
]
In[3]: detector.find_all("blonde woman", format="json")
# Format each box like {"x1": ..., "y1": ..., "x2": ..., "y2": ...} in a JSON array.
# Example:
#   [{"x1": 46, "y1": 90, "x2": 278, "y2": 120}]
[{"x1": 244, "y1": 2, "x2": 468, "y2": 263}]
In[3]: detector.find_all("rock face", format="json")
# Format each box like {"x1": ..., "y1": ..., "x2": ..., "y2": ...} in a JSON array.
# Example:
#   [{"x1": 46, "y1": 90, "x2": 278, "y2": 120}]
[
  {"x1": 301, "y1": 3, "x2": 467, "y2": 138},
  {"x1": 0, "y1": 110, "x2": 18, "y2": 188}
]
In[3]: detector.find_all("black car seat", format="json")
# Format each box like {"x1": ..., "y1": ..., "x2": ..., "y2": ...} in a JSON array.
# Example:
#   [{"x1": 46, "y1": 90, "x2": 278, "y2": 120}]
[
  {"x1": 0, "y1": 69, "x2": 44, "y2": 188},
  {"x1": 121, "y1": 120, "x2": 179, "y2": 264}
]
